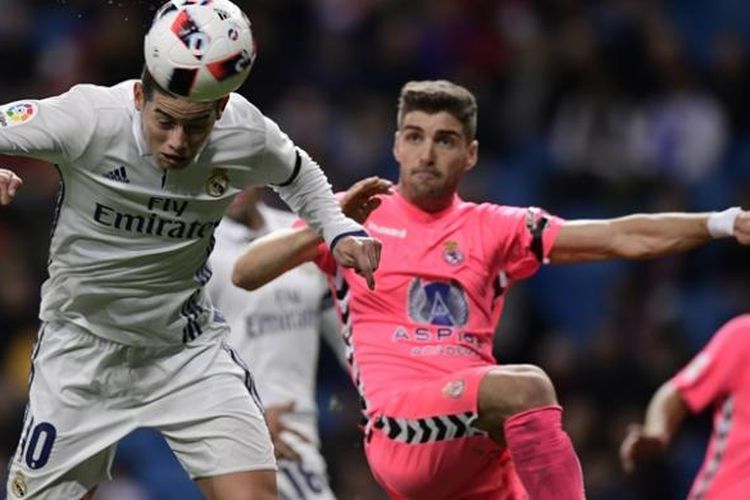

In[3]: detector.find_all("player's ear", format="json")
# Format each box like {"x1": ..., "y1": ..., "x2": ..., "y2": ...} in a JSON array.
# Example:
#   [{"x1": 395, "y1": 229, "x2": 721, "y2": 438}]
[
  {"x1": 133, "y1": 82, "x2": 145, "y2": 112},
  {"x1": 216, "y1": 95, "x2": 230, "y2": 120},
  {"x1": 465, "y1": 139, "x2": 478, "y2": 172},
  {"x1": 392, "y1": 131, "x2": 400, "y2": 161}
]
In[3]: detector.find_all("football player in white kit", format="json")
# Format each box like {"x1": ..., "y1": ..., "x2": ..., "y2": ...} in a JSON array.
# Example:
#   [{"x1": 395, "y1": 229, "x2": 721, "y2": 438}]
[
  {"x1": 0, "y1": 1, "x2": 381, "y2": 499},
  {"x1": 207, "y1": 187, "x2": 345, "y2": 500}
]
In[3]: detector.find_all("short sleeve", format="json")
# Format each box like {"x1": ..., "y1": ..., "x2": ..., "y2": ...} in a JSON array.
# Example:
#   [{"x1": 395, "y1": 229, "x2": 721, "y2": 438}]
[
  {"x1": 672, "y1": 315, "x2": 750, "y2": 413},
  {"x1": 482, "y1": 205, "x2": 564, "y2": 281}
]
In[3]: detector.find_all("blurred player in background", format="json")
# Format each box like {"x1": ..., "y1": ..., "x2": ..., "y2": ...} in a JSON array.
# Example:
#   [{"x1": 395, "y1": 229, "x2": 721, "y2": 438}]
[
  {"x1": 620, "y1": 314, "x2": 750, "y2": 499},
  {"x1": 231, "y1": 79, "x2": 750, "y2": 500},
  {"x1": 0, "y1": 1, "x2": 380, "y2": 499},
  {"x1": 207, "y1": 182, "x2": 387, "y2": 500}
]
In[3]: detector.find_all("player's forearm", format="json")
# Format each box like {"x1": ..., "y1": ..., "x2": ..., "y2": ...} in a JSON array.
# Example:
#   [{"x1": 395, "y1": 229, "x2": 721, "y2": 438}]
[
  {"x1": 641, "y1": 381, "x2": 688, "y2": 446},
  {"x1": 550, "y1": 213, "x2": 715, "y2": 263},
  {"x1": 232, "y1": 227, "x2": 321, "y2": 290},
  {"x1": 272, "y1": 148, "x2": 363, "y2": 248}
]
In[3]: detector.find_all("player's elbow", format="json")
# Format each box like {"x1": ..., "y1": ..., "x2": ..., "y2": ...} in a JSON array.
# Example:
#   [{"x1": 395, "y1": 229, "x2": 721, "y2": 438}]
[{"x1": 231, "y1": 263, "x2": 260, "y2": 290}]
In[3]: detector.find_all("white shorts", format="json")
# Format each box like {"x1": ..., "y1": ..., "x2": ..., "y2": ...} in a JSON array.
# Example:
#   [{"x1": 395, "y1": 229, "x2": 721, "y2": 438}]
[
  {"x1": 276, "y1": 434, "x2": 336, "y2": 500},
  {"x1": 6, "y1": 321, "x2": 275, "y2": 500}
]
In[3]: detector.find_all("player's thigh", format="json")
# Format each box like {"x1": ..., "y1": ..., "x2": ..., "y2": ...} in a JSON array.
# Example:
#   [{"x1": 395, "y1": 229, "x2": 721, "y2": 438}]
[
  {"x1": 276, "y1": 440, "x2": 336, "y2": 500},
  {"x1": 364, "y1": 366, "x2": 523, "y2": 499},
  {"x1": 6, "y1": 324, "x2": 133, "y2": 499},
  {"x1": 149, "y1": 338, "x2": 276, "y2": 483}
]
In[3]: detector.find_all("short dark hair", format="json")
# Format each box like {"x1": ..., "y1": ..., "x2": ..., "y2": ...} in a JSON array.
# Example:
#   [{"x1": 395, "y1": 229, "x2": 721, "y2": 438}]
[
  {"x1": 140, "y1": 66, "x2": 227, "y2": 111},
  {"x1": 397, "y1": 80, "x2": 478, "y2": 141},
  {"x1": 140, "y1": 65, "x2": 172, "y2": 102}
]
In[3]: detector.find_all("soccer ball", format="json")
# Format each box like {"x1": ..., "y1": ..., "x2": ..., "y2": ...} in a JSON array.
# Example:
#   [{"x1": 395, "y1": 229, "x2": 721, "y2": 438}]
[{"x1": 144, "y1": 0, "x2": 256, "y2": 102}]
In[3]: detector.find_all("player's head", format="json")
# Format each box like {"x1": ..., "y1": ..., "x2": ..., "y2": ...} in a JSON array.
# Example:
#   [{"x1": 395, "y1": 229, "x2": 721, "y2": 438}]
[
  {"x1": 135, "y1": 0, "x2": 254, "y2": 170},
  {"x1": 134, "y1": 66, "x2": 229, "y2": 170},
  {"x1": 393, "y1": 80, "x2": 478, "y2": 212}
]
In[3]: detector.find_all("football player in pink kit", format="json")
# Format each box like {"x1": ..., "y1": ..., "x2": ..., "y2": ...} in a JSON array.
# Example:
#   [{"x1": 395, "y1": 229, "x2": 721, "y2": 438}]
[
  {"x1": 230, "y1": 80, "x2": 750, "y2": 500},
  {"x1": 621, "y1": 315, "x2": 750, "y2": 499}
]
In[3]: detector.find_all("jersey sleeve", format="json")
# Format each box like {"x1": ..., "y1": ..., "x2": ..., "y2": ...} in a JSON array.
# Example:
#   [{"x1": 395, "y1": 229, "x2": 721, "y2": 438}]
[
  {"x1": 483, "y1": 205, "x2": 564, "y2": 281},
  {"x1": 0, "y1": 85, "x2": 96, "y2": 164},
  {"x1": 259, "y1": 116, "x2": 366, "y2": 250},
  {"x1": 671, "y1": 315, "x2": 750, "y2": 413}
]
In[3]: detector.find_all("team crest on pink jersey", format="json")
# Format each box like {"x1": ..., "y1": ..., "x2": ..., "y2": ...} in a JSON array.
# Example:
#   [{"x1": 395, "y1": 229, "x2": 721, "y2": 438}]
[
  {"x1": 442, "y1": 240, "x2": 464, "y2": 265},
  {"x1": 442, "y1": 379, "x2": 465, "y2": 399}
]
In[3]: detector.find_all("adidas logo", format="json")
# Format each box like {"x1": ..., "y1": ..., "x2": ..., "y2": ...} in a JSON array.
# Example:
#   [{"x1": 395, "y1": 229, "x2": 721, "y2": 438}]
[{"x1": 103, "y1": 165, "x2": 130, "y2": 184}]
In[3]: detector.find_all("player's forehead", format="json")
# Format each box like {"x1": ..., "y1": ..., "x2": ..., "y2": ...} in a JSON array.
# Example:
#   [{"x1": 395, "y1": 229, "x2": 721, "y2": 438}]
[
  {"x1": 151, "y1": 91, "x2": 216, "y2": 121},
  {"x1": 399, "y1": 110, "x2": 465, "y2": 138}
]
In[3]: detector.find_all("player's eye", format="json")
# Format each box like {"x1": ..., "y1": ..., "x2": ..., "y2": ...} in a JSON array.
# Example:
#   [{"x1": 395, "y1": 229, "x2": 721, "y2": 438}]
[
  {"x1": 404, "y1": 132, "x2": 422, "y2": 144},
  {"x1": 186, "y1": 122, "x2": 210, "y2": 134},
  {"x1": 156, "y1": 119, "x2": 175, "y2": 129},
  {"x1": 435, "y1": 134, "x2": 458, "y2": 148}
]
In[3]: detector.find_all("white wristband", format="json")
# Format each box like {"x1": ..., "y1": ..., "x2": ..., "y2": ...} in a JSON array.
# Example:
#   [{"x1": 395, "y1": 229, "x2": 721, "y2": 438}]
[{"x1": 707, "y1": 207, "x2": 741, "y2": 239}]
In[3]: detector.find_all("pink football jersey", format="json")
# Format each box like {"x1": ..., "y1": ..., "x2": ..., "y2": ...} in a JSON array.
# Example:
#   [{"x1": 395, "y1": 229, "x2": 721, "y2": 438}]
[
  {"x1": 313, "y1": 191, "x2": 562, "y2": 415},
  {"x1": 672, "y1": 315, "x2": 750, "y2": 499}
]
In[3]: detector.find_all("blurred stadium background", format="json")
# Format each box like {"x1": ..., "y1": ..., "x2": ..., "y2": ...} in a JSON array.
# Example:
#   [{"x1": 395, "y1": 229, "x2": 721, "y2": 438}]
[{"x1": 2, "y1": 0, "x2": 750, "y2": 498}]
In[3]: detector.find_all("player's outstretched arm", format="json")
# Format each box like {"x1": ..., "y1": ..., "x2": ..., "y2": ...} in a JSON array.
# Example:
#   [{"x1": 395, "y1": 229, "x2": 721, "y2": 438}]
[
  {"x1": 619, "y1": 381, "x2": 688, "y2": 474},
  {"x1": 232, "y1": 226, "x2": 321, "y2": 291},
  {"x1": 232, "y1": 176, "x2": 391, "y2": 291},
  {"x1": 549, "y1": 208, "x2": 749, "y2": 264},
  {"x1": 0, "y1": 169, "x2": 23, "y2": 205}
]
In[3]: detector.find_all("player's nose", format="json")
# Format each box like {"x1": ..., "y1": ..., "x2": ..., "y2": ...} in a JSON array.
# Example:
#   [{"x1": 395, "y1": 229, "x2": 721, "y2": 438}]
[
  {"x1": 418, "y1": 140, "x2": 436, "y2": 165},
  {"x1": 167, "y1": 126, "x2": 189, "y2": 154}
]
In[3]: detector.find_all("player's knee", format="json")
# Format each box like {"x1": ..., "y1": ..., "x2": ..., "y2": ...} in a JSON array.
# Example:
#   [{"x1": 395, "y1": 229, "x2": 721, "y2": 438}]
[{"x1": 480, "y1": 365, "x2": 557, "y2": 419}]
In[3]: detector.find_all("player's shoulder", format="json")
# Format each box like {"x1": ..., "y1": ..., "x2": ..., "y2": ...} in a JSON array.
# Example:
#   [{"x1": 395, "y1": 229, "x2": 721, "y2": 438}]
[
  {"x1": 718, "y1": 314, "x2": 750, "y2": 339},
  {"x1": 456, "y1": 199, "x2": 527, "y2": 221},
  {"x1": 220, "y1": 92, "x2": 266, "y2": 130},
  {"x1": 65, "y1": 80, "x2": 135, "y2": 111}
]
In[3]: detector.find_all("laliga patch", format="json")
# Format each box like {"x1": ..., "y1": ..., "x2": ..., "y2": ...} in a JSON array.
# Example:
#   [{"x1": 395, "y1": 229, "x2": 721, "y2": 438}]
[
  {"x1": 442, "y1": 379, "x2": 465, "y2": 399},
  {"x1": 11, "y1": 472, "x2": 27, "y2": 498},
  {"x1": 205, "y1": 168, "x2": 229, "y2": 197},
  {"x1": 442, "y1": 240, "x2": 464, "y2": 265},
  {"x1": 0, "y1": 102, "x2": 37, "y2": 128}
]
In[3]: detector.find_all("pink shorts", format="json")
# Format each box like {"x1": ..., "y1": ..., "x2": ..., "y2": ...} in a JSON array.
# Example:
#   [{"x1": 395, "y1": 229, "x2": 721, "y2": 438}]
[{"x1": 363, "y1": 366, "x2": 528, "y2": 500}]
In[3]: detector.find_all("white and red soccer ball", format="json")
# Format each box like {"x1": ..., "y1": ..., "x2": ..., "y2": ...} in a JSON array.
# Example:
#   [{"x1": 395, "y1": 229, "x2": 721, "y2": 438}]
[{"x1": 144, "y1": 0, "x2": 256, "y2": 102}]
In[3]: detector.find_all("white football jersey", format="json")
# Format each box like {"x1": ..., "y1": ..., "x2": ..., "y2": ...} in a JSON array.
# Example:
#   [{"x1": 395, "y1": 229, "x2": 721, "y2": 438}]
[
  {"x1": 207, "y1": 205, "x2": 345, "y2": 443},
  {"x1": 0, "y1": 81, "x2": 362, "y2": 345}
]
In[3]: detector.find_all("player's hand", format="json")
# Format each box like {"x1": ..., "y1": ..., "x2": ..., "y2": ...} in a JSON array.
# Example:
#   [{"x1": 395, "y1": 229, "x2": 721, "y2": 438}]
[
  {"x1": 332, "y1": 235, "x2": 381, "y2": 290},
  {"x1": 0, "y1": 169, "x2": 23, "y2": 206},
  {"x1": 265, "y1": 402, "x2": 311, "y2": 462},
  {"x1": 619, "y1": 424, "x2": 667, "y2": 474},
  {"x1": 339, "y1": 176, "x2": 392, "y2": 223},
  {"x1": 734, "y1": 210, "x2": 750, "y2": 245}
]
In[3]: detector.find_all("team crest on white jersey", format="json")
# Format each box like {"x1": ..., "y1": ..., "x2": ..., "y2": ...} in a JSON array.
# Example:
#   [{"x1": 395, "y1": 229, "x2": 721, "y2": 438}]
[
  {"x1": 0, "y1": 102, "x2": 37, "y2": 129},
  {"x1": 442, "y1": 240, "x2": 464, "y2": 265},
  {"x1": 206, "y1": 168, "x2": 229, "y2": 197},
  {"x1": 11, "y1": 471, "x2": 27, "y2": 498}
]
